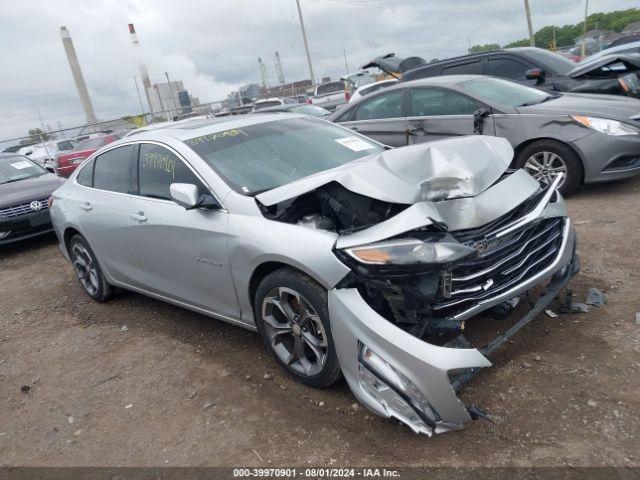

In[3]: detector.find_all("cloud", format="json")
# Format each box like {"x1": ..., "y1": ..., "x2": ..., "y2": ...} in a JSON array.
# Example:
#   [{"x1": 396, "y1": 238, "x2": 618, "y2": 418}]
[{"x1": 0, "y1": 0, "x2": 635, "y2": 142}]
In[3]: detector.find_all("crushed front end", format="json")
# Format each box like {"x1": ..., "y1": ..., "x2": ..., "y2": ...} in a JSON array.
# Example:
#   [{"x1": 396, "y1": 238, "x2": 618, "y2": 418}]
[
  {"x1": 256, "y1": 136, "x2": 579, "y2": 435},
  {"x1": 329, "y1": 176, "x2": 579, "y2": 435}
]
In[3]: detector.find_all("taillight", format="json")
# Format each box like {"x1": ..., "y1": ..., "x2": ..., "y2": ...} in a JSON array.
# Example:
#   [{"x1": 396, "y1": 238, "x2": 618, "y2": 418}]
[
  {"x1": 47, "y1": 197, "x2": 54, "y2": 209},
  {"x1": 306, "y1": 98, "x2": 312, "y2": 104},
  {"x1": 345, "y1": 89, "x2": 351, "y2": 101}
]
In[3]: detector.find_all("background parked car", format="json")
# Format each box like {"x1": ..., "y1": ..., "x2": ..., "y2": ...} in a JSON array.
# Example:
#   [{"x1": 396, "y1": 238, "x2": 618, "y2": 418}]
[
  {"x1": 580, "y1": 40, "x2": 640, "y2": 64},
  {"x1": 55, "y1": 134, "x2": 120, "y2": 178},
  {"x1": 330, "y1": 75, "x2": 640, "y2": 195},
  {"x1": 0, "y1": 153, "x2": 64, "y2": 245},
  {"x1": 252, "y1": 103, "x2": 330, "y2": 117},
  {"x1": 392, "y1": 47, "x2": 640, "y2": 99},
  {"x1": 252, "y1": 98, "x2": 297, "y2": 111},
  {"x1": 309, "y1": 80, "x2": 349, "y2": 110},
  {"x1": 18, "y1": 139, "x2": 77, "y2": 172},
  {"x1": 349, "y1": 79, "x2": 398, "y2": 103}
]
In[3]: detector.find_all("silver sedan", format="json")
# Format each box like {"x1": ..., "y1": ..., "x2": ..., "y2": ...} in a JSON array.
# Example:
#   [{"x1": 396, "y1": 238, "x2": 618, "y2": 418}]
[{"x1": 50, "y1": 114, "x2": 578, "y2": 435}]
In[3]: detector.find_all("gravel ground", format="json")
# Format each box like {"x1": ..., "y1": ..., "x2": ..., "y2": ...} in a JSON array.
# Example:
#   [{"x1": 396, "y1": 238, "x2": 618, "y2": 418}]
[{"x1": 0, "y1": 177, "x2": 639, "y2": 468}]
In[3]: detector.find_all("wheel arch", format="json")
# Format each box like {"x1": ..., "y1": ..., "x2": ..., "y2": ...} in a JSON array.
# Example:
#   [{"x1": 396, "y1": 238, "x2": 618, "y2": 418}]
[
  {"x1": 63, "y1": 227, "x2": 83, "y2": 252},
  {"x1": 249, "y1": 261, "x2": 317, "y2": 312},
  {"x1": 512, "y1": 137, "x2": 585, "y2": 184}
]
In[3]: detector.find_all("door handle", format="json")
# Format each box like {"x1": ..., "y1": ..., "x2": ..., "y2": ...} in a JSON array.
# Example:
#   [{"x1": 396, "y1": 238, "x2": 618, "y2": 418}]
[
  {"x1": 351, "y1": 126, "x2": 359, "y2": 131},
  {"x1": 79, "y1": 202, "x2": 92, "y2": 211},
  {"x1": 129, "y1": 212, "x2": 147, "y2": 222}
]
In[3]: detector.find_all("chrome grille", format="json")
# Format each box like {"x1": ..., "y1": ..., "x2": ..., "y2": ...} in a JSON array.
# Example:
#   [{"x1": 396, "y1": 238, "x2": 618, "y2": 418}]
[
  {"x1": 433, "y1": 217, "x2": 565, "y2": 313},
  {"x1": 0, "y1": 197, "x2": 50, "y2": 218}
]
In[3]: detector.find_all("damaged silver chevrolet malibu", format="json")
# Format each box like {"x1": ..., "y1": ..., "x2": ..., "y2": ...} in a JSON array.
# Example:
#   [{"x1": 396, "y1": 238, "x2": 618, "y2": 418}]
[{"x1": 49, "y1": 113, "x2": 579, "y2": 435}]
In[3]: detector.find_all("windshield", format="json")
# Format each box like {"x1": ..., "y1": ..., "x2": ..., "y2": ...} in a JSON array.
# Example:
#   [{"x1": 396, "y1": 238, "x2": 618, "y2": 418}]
[
  {"x1": 289, "y1": 104, "x2": 330, "y2": 116},
  {"x1": 0, "y1": 156, "x2": 46, "y2": 185},
  {"x1": 185, "y1": 117, "x2": 383, "y2": 194},
  {"x1": 459, "y1": 77, "x2": 551, "y2": 107},
  {"x1": 522, "y1": 49, "x2": 575, "y2": 75},
  {"x1": 254, "y1": 100, "x2": 282, "y2": 110}
]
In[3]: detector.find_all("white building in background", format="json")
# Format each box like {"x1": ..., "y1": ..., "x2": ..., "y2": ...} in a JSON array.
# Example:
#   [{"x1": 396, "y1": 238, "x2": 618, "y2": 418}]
[{"x1": 147, "y1": 80, "x2": 187, "y2": 118}]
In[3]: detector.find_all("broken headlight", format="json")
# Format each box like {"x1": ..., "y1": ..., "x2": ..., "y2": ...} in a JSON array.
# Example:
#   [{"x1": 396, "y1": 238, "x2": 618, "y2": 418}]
[
  {"x1": 358, "y1": 344, "x2": 439, "y2": 434},
  {"x1": 344, "y1": 239, "x2": 474, "y2": 265},
  {"x1": 571, "y1": 115, "x2": 639, "y2": 136}
]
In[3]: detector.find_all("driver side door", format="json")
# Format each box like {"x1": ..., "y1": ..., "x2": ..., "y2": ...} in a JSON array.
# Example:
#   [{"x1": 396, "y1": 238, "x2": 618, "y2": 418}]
[{"x1": 128, "y1": 142, "x2": 240, "y2": 319}]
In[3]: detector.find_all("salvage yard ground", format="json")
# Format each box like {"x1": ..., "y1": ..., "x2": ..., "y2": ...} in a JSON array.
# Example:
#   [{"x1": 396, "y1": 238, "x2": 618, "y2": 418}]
[{"x1": 0, "y1": 177, "x2": 639, "y2": 467}]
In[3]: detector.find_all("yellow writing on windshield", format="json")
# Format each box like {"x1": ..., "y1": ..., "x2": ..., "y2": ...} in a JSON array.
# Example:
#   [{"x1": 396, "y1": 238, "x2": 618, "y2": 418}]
[
  {"x1": 142, "y1": 151, "x2": 175, "y2": 180},
  {"x1": 186, "y1": 128, "x2": 248, "y2": 145}
]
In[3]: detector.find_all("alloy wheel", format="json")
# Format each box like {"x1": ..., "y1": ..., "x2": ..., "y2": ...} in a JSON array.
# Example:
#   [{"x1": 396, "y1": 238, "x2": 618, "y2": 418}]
[
  {"x1": 71, "y1": 243, "x2": 99, "y2": 296},
  {"x1": 261, "y1": 287, "x2": 328, "y2": 377},
  {"x1": 523, "y1": 151, "x2": 567, "y2": 187}
]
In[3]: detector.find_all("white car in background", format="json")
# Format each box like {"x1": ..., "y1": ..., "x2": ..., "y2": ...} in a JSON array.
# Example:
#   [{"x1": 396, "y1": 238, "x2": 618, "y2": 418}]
[
  {"x1": 252, "y1": 98, "x2": 297, "y2": 112},
  {"x1": 349, "y1": 79, "x2": 399, "y2": 103},
  {"x1": 18, "y1": 139, "x2": 77, "y2": 172}
]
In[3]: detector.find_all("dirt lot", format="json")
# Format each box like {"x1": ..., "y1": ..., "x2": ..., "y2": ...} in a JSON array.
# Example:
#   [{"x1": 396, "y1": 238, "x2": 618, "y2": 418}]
[{"x1": 0, "y1": 178, "x2": 639, "y2": 468}]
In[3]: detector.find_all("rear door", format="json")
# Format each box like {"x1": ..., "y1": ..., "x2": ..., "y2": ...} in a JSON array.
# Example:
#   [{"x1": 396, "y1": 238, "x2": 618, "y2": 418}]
[
  {"x1": 128, "y1": 142, "x2": 239, "y2": 318},
  {"x1": 74, "y1": 144, "x2": 144, "y2": 286},
  {"x1": 406, "y1": 87, "x2": 492, "y2": 144},
  {"x1": 338, "y1": 89, "x2": 408, "y2": 147}
]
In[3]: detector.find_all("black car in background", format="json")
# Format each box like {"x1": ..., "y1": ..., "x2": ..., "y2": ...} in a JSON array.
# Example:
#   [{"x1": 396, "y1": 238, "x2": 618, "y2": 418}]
[
  {"x1": 0, "y1": 153, "x2": 64, "y2": 245},
  {"x1": 381, "y1": 47, "x2": 640, "y2": 98}
]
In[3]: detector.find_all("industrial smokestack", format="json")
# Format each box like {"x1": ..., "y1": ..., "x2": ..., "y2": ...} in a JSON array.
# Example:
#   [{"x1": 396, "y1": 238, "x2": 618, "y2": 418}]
[
  {"x1": 129, "y1": 23, "x2": 154, "y2": 114},
  {"x1": 60, "y1": 26, "x2": 97, "y2": 124}
]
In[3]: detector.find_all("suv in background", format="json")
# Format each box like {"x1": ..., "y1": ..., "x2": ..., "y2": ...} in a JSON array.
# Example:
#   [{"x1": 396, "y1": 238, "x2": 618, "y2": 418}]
[
  {"x1": 400, "y1": 47, "x2": 639, "y2": 98},
  {"x1": 309, "y1": 81, "x2": 349, "y2": 110}
]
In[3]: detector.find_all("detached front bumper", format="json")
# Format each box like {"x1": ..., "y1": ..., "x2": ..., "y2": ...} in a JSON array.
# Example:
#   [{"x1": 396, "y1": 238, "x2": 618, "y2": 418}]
[{"x1": 328, "y1": 223, "x2": 578, "y2": 435}]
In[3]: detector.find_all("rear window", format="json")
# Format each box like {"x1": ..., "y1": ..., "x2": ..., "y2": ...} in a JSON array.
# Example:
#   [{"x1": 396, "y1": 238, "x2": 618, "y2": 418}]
[
  {"x1": 316, "y1": 82, "x2": 344, "y2": 95},
  {"x1": 92, "y1": 145, "x2": 135, "y2": 194},
  {"x1": 75, "y1": 137, "x2": 109, "y2": 151}
]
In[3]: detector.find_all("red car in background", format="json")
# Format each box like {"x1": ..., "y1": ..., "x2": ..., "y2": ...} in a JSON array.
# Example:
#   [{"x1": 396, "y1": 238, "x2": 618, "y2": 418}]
[{"x1": 55, "y1": 134, "x2": 120, "y2": 178}]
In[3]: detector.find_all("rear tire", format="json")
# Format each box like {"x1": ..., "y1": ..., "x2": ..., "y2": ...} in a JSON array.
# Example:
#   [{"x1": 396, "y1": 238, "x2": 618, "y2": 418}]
[
  {"x1": 515, "y1": 140, "x2": 583, "y2": 196},
  {"x1": 68, "y1": 234, "x2": 113, "y2": 302},
  {"x1": 254, "y1": 268, "x2": 342, "y2": 388}
]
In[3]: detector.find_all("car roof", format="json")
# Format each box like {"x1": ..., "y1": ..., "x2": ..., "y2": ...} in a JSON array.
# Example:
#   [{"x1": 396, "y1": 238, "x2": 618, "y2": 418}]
[{"x1": 116, "y1": 113, "x2": 308, "y2": 142}]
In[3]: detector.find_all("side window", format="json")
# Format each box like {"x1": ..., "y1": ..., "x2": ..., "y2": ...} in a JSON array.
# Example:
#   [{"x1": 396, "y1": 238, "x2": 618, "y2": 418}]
[
  {"x1": 76, "y1": 158, "x2": 94, "y2": 187},
  {"x1": 138, "y1": 143, "x2": 206, "y2": 201},
  {"x1": 354, "y1": 91, "x2": 404, "y2": 120},
  {"x1": 486, "y1": 58, "x2": 530, "y2": 80},
  {"x1": 441, "y1": 61, "x2": 482, "y2": 75},
  {"x1": 409, "y1": 89, "x2": 480, "y2": 116},
  {"x1": 93, "y1": 145, "x2": 135, "y2": 194}
]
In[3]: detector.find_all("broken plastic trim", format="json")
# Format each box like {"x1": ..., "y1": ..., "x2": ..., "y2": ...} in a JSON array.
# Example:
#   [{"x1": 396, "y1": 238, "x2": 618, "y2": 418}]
[{"x1": 358, "y1": 344, "x2": 438, "y2": 433}]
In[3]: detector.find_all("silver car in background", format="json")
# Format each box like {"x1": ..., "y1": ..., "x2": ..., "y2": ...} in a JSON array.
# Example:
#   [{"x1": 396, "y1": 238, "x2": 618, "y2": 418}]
[{"x1": 50, "y1": 114, "x2": 578, "y2": 435}]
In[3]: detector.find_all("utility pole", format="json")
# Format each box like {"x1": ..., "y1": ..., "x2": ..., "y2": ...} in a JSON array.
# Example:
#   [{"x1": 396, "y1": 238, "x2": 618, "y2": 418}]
[
  {"x1": 343, "y1": 49, "x2": 349, "y2": 75},
  {"x1": 524, "y1": 0, "x2": 535, "y2": 47},
  {"x1": 295, "y1": 0, "x2": 315, "y2": 85},
  {"x1": 581, "y1": 0, "x2": 589, "y2": 58}
]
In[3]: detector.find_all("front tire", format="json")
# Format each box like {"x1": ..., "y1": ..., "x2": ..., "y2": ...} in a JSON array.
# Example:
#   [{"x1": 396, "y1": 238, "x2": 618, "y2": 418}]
[
  {"x1": 254, "y1": 268, "x2": 342, "y2": 388},
  {"x1": 68, "y1": 234, "x2": 113, "y2": 302},
  {"x1": 515, "y1": 140, "x2": 583, "y2": 196}
]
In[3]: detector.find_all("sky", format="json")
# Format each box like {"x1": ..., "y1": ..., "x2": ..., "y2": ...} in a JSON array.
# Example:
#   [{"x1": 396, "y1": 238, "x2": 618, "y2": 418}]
[{"x1": 0, "y1": 0, "x2": 636, "y2": 142}]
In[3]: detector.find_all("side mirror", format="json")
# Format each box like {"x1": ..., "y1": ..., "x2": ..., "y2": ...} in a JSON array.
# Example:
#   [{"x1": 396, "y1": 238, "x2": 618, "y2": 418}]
[
  {"x1": 170, "y1": 183, "x2": 221, "y2": 210},
  {"x1": 526, "y1": 68, "x2": 545, "y2": 81},
  {"x1": 473, "y1": 107, "x2": 491, "y2": 135},
  {"x1": 170, "y1": 183, "x2": 200, "y2": 209}
]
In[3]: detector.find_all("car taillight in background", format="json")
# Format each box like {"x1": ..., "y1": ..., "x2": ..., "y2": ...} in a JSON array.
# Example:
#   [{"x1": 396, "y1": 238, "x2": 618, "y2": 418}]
[{"x1": 345, "y1": 89, "x2": 351, "y2": 101}]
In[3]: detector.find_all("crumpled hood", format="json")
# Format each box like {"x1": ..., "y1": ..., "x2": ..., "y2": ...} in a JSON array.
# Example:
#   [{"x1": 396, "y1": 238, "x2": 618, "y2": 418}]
[
  {"x1": 256, "y1": 136, "x2": 514, "y2": 207},
  {"x1": 568, "y1": 53, "x2": 640, "y2": 78}
]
